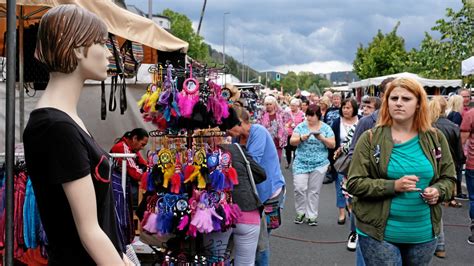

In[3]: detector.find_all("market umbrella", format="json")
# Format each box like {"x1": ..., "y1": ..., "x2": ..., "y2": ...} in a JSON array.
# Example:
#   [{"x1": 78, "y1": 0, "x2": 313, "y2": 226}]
[{"x1": 462, "y1": 56, "x2": 474, "y2": 76}]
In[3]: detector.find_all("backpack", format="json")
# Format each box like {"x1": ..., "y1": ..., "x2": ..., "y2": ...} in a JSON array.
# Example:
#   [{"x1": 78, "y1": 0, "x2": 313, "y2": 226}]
[
  {"x1": 101, "y1": 33, "x2": 127, "y2": 120},
  {"x1": 121, "y1": 40, "x2": 144, "y2": 79},
  {"x1": 105, "y1": 33, "x2": 124, "y2": 76}
]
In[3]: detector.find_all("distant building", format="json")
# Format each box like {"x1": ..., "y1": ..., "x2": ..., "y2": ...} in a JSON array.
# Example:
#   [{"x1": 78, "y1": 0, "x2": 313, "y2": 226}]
[
  {"x1": 126, "y1": 5, "x2": 171, "y2": 30},
  {"x1": 152, "y1": 15, "x2": 171, "y2": 30},
  {"x1": 265, "y1": 71, "x2": 284, "y2": 81},
  {"x1": 323, "y1": 71, "x2": 359, "y2": 86}
]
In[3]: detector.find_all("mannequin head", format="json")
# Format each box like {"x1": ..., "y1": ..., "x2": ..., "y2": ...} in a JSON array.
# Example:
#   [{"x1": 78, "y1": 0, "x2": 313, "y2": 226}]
[{"x1": 35, "y1": 4, "x2": 109, "y2": 79}]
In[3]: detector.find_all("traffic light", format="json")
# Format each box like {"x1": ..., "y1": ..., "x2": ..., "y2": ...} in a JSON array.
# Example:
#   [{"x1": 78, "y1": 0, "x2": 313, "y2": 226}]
[{"x1": 276, "y1": 73, "x2": 281, "y2": 81}]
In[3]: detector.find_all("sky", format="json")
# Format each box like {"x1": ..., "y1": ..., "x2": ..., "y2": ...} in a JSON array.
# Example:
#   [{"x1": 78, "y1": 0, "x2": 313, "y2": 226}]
[{"x1": 126, "y1": 0, "x2": 463, "y2": 74}]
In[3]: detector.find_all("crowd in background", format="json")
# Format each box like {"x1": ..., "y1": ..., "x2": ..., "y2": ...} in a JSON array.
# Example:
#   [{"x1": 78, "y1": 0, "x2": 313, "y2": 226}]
[{"x1": 237, "y1": 79, "x2": 473, "y2": 265}]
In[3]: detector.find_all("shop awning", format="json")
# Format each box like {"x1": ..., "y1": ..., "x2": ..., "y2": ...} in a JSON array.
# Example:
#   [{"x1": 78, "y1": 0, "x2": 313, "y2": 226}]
[
  {"x1": 0, "y1": 0, "x2": 189, "y2": 63},
  {"x1": 348, "y1": 72, "x2": 462, "y2": 89},
  {"x1": 462, "y1": 56, "x2": 474, "y2": 76}
]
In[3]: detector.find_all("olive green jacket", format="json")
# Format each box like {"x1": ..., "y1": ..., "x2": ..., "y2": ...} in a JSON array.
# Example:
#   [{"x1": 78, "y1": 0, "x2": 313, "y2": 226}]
[{"x1": 346, "y1": 126, "x2": 456, "y2": 241}]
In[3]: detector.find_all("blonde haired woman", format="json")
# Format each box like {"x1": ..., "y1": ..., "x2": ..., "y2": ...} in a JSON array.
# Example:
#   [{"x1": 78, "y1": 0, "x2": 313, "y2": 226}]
[
  {"x1": 258, "y1": 95, "x2": 291, "y2": 161},
  {"x1": 319, "y1": 96, "x2": 331, "y2": 123},
  {"x1": 429, "y1": 96, "x2": 465, "y2": 257},
  {"x1": 446, "y1": 95, "x2": 463, "y2": 126}
]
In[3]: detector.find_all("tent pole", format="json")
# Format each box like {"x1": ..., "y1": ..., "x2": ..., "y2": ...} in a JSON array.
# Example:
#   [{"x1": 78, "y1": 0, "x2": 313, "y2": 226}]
[
  {"x1": 19, "y1": 6, "x2": 24, "y2": 142},
  {"x1": 5, "y1": 1, "x2": 17, "y2": 265}
]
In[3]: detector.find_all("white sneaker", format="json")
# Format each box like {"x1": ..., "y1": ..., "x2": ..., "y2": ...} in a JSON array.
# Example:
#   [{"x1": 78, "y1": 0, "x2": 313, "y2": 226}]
[{"x1": 347, "y1": 232, "x2": 358, "y2": 251}]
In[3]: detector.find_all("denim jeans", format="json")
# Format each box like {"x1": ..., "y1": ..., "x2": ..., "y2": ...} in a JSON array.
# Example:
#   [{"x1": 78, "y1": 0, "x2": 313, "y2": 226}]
[
  {"x1": 255, "y1": 187, "x2": 285, "y2": 266},
  {"x1": 358, "y1": 234, "x2": 437, "y2": 266},
  {"x1": 465, "y1": 169, "x2": 474, "y2": 219},
  {"x1": 335, "y1": 173, "x2": 346, "y2": 208},
  {"x1": 355, "y1": 241, "x2": 366, "y2": 266},
  {"x1": 436, "y1": 218, "x2": 445, "y2": 250}
]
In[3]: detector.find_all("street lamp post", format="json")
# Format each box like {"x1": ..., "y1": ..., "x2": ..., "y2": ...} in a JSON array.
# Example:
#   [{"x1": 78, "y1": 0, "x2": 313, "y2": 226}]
[{"x1": 223, "y1": 12, "x2": 230, "y2": 66}]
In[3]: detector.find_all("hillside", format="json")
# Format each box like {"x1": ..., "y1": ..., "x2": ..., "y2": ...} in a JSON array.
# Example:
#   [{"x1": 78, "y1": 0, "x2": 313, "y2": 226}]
[{"x1": 207, "y1": 46, "x2": 260, "y2": 83}]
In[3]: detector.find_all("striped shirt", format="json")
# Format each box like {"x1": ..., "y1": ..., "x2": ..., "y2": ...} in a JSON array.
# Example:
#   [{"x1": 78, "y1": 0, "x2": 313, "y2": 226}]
[{"x1": 384, "y1": 135, "x2": 434, "y2": 244}]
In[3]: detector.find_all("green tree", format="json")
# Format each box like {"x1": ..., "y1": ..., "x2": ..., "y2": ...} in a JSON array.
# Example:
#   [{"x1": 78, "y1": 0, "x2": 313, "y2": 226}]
[
  {"x1": 353, "y1": 22, "x2": 408, "y2": 79},
  {"x1": 281, "y1": 71, "x2": 299, "y2": 94},
  {"x1": 279, "y1": 71, "x2": 331, "y2": 95},
  {"x1": 408, "y1": 1, "x2": 473, "y2": 84},
  {"x1": 162, "y1": 9, "x2": 208, "y2": 61}
]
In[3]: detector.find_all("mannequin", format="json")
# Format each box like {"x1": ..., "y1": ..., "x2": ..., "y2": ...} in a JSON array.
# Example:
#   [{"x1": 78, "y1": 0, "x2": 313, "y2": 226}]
[{"x1": 23, "y1": 5, "x2": 132, "y2": 265}]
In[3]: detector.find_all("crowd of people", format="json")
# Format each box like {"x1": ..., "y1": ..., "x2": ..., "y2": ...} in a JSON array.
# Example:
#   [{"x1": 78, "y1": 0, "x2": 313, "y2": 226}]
[
  {"x1": 20, "y1": 6, "x2": 472, "y2": 265},
  {"x1": 229, "y1": 78, "x2": 471, "y2": 265}
]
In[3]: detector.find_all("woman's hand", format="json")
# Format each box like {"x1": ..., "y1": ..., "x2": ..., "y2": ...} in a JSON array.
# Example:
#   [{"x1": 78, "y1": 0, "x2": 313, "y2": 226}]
[
  {"x1": 333, "y1": 147, "x2": 342, "y2": 160},
  {"x1": 394, "y1": 175, "x2": 420, "y2": 192},
  {"x1": 300, "y1": 134, "x2": 310, "y2": 142},
  {"x1": 420, "y1": 187, "x2": 440, "y2": 205}
]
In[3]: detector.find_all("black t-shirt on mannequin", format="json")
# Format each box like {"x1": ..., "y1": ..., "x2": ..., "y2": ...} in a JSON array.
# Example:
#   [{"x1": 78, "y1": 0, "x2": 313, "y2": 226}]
[{"x1": 24, "y1": 108, "x2": 122, "y2": 265}]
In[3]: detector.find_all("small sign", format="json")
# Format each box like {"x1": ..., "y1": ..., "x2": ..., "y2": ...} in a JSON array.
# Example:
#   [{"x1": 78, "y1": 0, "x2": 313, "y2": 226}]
[{"x1": 276, "y1": 73, "x2": 281, "y2": 81}]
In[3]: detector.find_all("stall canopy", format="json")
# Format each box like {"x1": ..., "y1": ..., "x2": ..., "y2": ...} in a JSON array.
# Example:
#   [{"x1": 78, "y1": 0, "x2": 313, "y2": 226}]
[
  {"x1": 462, "y1": 56, "x2": 474, "y2": 76},
  {"x1": 0, "y1": 0, "x2": 189, "y2": 63},
  {"x1": 348, "y1": 72, "x2": 462, "y2": 89}
]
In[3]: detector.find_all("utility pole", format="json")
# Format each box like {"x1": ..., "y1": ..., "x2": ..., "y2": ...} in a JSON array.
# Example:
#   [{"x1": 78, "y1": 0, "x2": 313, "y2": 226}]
[
  {"x1": 265, "y1": 71, "x2": 268, "y2": 88},
  {"x1": 223, "y1": 12, "x2": 230, "y2": 84},
  {"x1": 148, "y1": 0, "x2": 152, "y2": 19},
  {"x1": 241, "y1": 44, "x2": 245, "y2": 82},
  {"x1": 223, "y1": 12, "x2": 230, "y2": 66},
  {"x1": 197, "y1": 0, "x2": 207, "y2": 36}
]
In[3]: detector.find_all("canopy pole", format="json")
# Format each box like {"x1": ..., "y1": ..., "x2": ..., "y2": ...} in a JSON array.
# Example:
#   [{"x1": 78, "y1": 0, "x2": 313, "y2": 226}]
[
  {"x1": 5, "y1": 1, "x2": 17, "y2": 265},
  {"x1": 19, "y1": 6, "x2": 24, "y2": 141}
]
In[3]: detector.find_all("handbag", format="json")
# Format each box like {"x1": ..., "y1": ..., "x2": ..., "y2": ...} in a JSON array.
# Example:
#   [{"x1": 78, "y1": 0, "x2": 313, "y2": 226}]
[
  {"x1": 334, "y1": 152, "x2": 351, "y2": 175},
  {"x1": 234, "y1": 143, "x2": 260, "y2": 200},
  {"x1": 234, "y1": 143, "x2": 282, "y2": 230}
]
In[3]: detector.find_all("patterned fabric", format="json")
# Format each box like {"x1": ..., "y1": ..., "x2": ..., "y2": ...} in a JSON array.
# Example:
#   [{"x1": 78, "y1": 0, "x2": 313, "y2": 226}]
[
  {"x1": 292, "y1": 121, "x2": 334, "y2": 175},
  {"x1": 285, "y1": 110, "x2": 305, "y2": 136},
  {"x1": 460, "y1": 109, "x2": 474, "y2": 169},
  {"x1": 325, "y1": 107, "x2": 340, "y2": 126},
  {"x1": 341, "y1": 123, "x2": 358, "y2": 154},
  {"x1": 258, "y1": 109, "x2": 291, "y2": 148}
]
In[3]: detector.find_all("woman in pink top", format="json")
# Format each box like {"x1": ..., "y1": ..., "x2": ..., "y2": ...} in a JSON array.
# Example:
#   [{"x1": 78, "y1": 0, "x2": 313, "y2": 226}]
[
  {"x1": 258, "y1": 96, "x2": 292, "y2": 161},
  {"x1": 284, "y1": 98, "x2": 306, "y2": 168}
]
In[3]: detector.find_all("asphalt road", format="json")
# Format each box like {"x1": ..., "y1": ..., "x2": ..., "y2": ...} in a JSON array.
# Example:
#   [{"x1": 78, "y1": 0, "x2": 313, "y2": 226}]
[{"x1": 269, "y1": 166, "x2": 473, "y2": 266}]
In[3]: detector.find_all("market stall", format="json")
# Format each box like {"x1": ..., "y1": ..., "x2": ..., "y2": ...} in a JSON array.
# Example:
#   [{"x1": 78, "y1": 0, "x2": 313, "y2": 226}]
[
  {"x1": 1, "y1": 1, "x2": 189, "y2": 264},
  {"x1": 462, "y1": 56, "x2": 474, "y2": 76},
  {"x1": 348, "y1": 72, "x2": 463, "y2": 101}
]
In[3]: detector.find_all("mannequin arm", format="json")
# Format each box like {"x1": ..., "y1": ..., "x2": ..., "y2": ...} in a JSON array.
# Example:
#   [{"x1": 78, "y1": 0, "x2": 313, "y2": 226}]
[{"x1": 63, "y1": 175, "x2": 124, "y2": 265}]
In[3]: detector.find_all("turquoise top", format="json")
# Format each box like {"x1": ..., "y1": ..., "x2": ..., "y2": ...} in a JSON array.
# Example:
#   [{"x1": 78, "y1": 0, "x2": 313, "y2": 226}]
[
  {"x1": 386, "y1": 135, "x2": 434, "y2": 243},
  {"x1": 358, "y1": 135, "x2": 434, "y2": 243},
  {"x1": 292, "y1": 121, "x2": 334, "y2": 175}
]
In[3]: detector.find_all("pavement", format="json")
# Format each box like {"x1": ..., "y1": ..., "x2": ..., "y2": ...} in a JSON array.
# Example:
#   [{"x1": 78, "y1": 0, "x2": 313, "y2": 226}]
[{"x1": 269, "y1": 166, "x2": 473, "y2": 266}]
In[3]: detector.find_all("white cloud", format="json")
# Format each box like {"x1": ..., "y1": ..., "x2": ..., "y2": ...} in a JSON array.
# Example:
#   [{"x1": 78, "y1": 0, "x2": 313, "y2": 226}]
[
  {"x1": 126, "y1": 0, "x2": 463, "y2": 73},
  {"x1": 274, "y1": 60, "x2": 353, "y2": 74}
]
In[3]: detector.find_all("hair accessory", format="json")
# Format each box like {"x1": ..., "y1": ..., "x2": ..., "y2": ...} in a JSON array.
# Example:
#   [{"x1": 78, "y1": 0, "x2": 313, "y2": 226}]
[
  {"x1": 184, "y1": 148, "x2": 207, "y2": 188},
  {"x1": 221, "y1": 151, "x2": 238, "y2": 187},
  {"x1": 178, "y1": 64, "x2": 200, "y2": 118},
  {"x1": 158, "y1": 148, "x2": 174, "y2": 188},
  {"x1": 208, "y1": 151, "x2": 225, "y2": 190},
  {"x1": 207, "y1": 80, "x2": 230, "y2": 124},
  {"x1": 170, "y1": 157, "x2": 183, "y2": 194}
]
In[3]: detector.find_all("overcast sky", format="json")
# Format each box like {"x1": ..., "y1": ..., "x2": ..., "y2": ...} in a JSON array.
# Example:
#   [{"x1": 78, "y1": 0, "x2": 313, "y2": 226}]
[{"x1": 126, "y1": 0, "x2": 463, "y2": 74}]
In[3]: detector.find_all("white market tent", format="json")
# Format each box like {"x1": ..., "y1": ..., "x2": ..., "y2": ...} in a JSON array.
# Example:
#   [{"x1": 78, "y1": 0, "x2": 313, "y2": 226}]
[
  {"x1": 462, "y1": 56, "x2": 474, "y2": 76},
  {"x1": 325, "y1": 86, "x2": 351, "y2": 92},
  {"x1": 348, "y1": 72, "x2": 462, "y2": 89}
]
